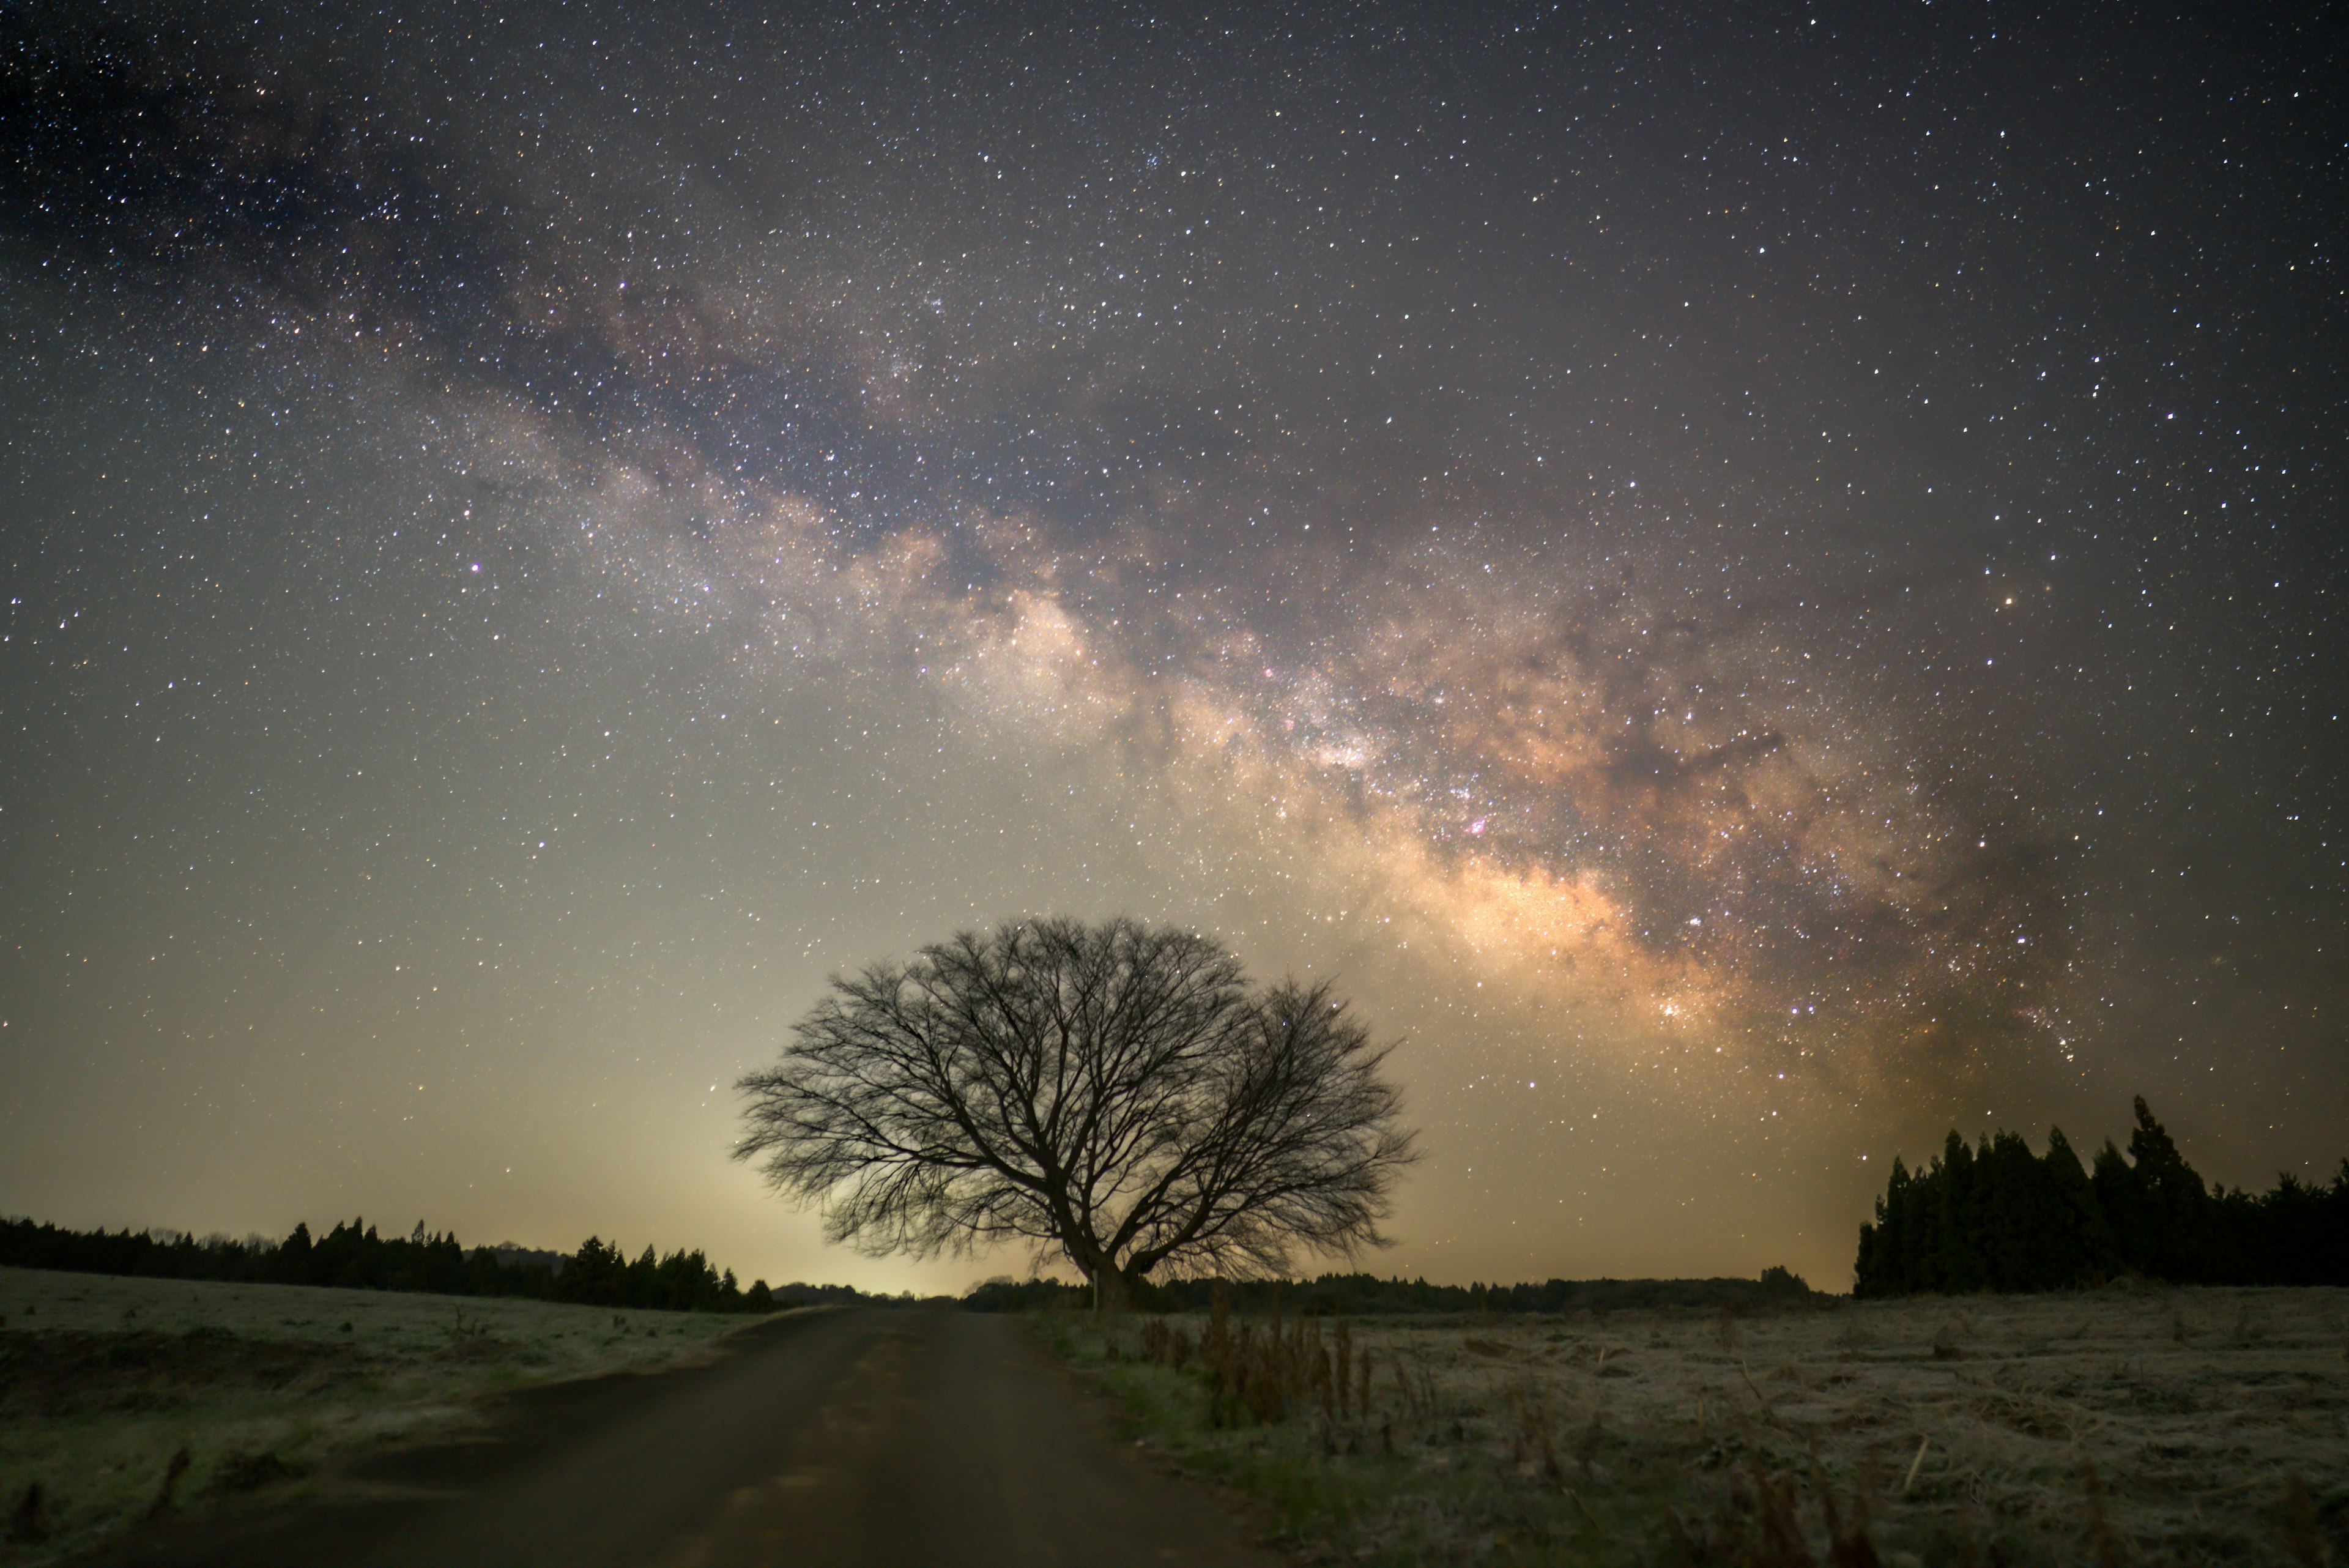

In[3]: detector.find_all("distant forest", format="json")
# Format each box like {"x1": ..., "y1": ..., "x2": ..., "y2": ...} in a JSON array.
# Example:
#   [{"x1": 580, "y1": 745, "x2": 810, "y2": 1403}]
[
  {"x1": 0, "y1": 1216, "x2": 892, "y2": 1313},
  {"x1": 965, "y1": 1267, "x2": 1816, "y2": 1315},
  {"x1": 1855, "y1": 1098, "x2": 2349, "y2": 1295}
]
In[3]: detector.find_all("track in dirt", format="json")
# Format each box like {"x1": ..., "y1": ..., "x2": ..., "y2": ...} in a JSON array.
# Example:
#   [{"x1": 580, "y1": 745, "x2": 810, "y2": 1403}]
[{"x1": 85, "y1": 1308, "x2": 1272, "y2": 1568}]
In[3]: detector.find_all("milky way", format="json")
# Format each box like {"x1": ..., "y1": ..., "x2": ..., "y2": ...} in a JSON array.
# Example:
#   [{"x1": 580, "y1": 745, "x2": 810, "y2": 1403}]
[{"x1": 2, "y1": 1, "x2": 2342, "y2": 1288}]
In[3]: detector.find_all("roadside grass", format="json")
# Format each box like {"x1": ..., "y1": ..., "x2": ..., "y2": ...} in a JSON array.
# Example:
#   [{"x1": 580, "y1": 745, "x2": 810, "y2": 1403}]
[
  {"x1": 1044, "y1": 1284, "x2": 2349, "y2": 1566},
  {"x1": 1048, "y1": 1310, "x2": 1671, "y2": 1565},
  {"x1": 0, "y1": 1265, "x2": 775, "y2": 1565}
]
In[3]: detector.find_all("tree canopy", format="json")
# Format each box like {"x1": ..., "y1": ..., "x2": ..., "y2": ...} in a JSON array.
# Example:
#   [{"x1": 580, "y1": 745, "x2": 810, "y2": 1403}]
[
  {"x1": 1854, "y1": 1097, "x2": 2349, "y2": 1295},
  {"x1": 734, "y1": 916, "x2": 1417, "y2": 1304}
]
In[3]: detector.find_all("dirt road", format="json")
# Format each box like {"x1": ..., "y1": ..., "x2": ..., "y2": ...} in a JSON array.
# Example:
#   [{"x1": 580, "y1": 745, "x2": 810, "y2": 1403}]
[{"x1": 89, "y1": 1309, "x2": 1275, "y2": 1568}]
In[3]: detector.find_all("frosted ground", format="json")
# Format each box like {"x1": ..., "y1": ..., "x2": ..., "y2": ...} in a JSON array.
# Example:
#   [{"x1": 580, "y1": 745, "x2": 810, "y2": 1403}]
[
  {"x1": 0, "y1": 1266, "x2": 770, "y2": 1564},
  {"x1": 1069, "y1": 1284, "x2": 2349, "y2": 1565}
]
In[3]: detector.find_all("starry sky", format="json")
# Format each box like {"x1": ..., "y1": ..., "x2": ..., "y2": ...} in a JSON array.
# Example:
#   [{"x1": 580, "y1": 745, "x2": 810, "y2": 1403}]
[{"x1": 2, "y1": 0, "x2": 2342, "y2": 1293}]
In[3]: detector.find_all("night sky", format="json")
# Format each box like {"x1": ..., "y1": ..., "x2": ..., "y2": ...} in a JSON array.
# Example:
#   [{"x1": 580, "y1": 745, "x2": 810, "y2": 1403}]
[{"x1": 2, "y1": 1, "x2": 2342, "y2": 1293}]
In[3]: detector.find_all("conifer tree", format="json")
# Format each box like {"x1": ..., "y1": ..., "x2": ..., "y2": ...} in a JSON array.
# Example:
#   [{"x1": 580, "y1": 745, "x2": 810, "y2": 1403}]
[
  {"x1": 1933, "y1": 1132, "x2": 1983, "y2": 1292},
  {"x1": 2122, "y1": 1097, "x2": 2213, "y2": 1280},
  {"x1": 1851, "y1": 1097, "x2": 2347, "y2": 1295},
  {"x1": 2039, "y1": 1127, "x2": 2113, "y2": 1283}
]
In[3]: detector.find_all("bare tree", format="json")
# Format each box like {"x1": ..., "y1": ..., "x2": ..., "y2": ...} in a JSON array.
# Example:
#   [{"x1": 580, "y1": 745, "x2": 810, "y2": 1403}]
[{"x1": 734, "y1": 917, "x2": 1417, "y2": 1307}]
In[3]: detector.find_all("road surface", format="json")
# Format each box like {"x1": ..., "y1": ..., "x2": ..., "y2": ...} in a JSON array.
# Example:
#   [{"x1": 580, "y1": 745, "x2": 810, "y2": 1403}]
[{"x1": 94, "y1": 1308, "x2": 1277, "y2": 1568}]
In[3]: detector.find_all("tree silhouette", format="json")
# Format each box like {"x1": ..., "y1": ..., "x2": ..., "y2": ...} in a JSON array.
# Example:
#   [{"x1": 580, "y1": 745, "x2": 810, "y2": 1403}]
[
  {"x1": 1854, "y1": 1098, "x2": 2349, "y2": 1295},
  {"x1": 733, "y1": 916, "x2": 1418, "y2": 1307},
  {"x1": 0, "y1": 1216, "x2": 773, "y2": 1311}
]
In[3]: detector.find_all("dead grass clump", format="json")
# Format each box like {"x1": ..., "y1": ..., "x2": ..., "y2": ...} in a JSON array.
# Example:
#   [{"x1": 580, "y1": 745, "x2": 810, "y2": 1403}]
[
  {"x1": 1501, "y1": 1373, "x2": 1565, "y2": 1484},
  {"x1": 1192, "y1": 1288, "x2": 1344, "y2": 1427},
  {"x1": 1137, "y1": 1314, "x2": 1196, "y2": 1371},
  {"x1": 1666, "y1": 1463, "x2": 1885, "y2": 1567}
]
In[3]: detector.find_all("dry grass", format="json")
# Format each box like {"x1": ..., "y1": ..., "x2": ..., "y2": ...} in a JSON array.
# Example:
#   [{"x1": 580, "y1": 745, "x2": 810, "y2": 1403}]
[
  {"x1": 1057, "y1": 1284, "x2": 2349, "y2": 1566},
  {"x1": 0, "y1": 1265, "x2": 774, "y2": 1565}
]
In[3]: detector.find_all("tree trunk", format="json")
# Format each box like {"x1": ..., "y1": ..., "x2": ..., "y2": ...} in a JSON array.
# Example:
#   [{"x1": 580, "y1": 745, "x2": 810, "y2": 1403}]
[{"x1": 1090, "y1": 1263, "x2": 1143, "y2": 1317}]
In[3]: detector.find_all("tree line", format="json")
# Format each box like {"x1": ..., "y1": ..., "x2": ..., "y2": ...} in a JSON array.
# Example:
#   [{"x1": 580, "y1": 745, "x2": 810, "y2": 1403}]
[
  {"x1": 1855, "y1": 1098, "x2": 2349, "y2": 1295},
  {"x1": 964, "y1": 1267, "x2": 1813, "y2": 1316},
  {"x1": 0, "y1": 1215, "x2": 893, "y2": 1313}
]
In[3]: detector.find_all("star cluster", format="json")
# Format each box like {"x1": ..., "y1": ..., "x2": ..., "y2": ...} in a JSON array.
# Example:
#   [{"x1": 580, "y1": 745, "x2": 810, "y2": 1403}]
[{"x1": 1, "y1": 1, "x2": 2340, "y2": 1288}]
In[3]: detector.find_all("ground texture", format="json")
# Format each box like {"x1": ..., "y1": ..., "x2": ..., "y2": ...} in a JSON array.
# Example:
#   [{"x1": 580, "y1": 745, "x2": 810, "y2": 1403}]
[
  {"x1": 0, "y1": 1266, "x2": 762, "y2": 1563},
  {"x1": 6, "y1": 1289, "x2": 1272, "y2": 1568},
  {"x1": 9, "y1": 1269, "x2": 2345, "y2": 1565},
  {"x1": 1059, "y1": 1284, "x2": 2349, "y2": 1565}
]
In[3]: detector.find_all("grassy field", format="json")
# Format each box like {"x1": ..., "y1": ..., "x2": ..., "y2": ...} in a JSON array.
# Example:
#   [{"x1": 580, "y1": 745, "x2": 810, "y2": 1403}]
[
  {"x1": 1052, "y1": 1284, "x2": 2349, "y2": 1566},
  {"x1": 0, "y1": 1266, "x2": 774, "y2": 1565}
]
